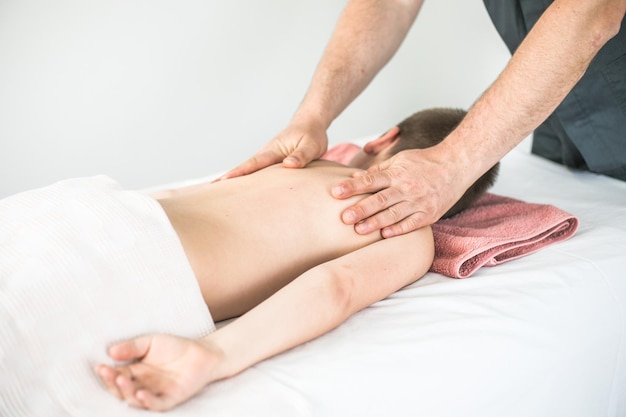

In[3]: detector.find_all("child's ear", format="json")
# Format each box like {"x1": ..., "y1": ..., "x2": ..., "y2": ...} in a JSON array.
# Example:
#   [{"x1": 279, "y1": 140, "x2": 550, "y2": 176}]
[{"x1": 363, "y1": 126, "x2": 400, "y2": 154}]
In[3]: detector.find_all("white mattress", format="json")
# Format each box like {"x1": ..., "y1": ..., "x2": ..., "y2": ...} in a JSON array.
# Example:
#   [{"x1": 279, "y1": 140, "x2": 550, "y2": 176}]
[{"x1": 3, "y1": 142, "x2": 625, "y2": 417}]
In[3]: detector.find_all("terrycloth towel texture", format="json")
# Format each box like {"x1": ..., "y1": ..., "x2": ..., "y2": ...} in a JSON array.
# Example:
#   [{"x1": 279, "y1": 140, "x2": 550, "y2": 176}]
[
  {"x1": 0, "y1": 176, "x2": 215, "y2": 417},
  {"x1": 322, "y1": 143, "x2": 579, "y2": 278},
  {"x1": 321, "y1": 142, "x2": 362, "y2": 166},
  {"x1": 431, "y1": 193, "x2": 579, "y2": 278}
]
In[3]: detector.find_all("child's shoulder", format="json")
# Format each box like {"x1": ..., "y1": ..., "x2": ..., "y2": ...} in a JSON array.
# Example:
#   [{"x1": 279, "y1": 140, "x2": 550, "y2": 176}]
[{"x1": 260, "y1": 159, "x2": 362, "y2": 181}]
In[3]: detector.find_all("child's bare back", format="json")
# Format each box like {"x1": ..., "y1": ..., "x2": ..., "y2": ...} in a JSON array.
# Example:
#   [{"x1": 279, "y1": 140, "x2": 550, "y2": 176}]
[
  {"x1": 97, "y1": 108, "x2": 498, "y2": 412},
  {"x1": 156, "y1": 160, "x2": 381, "y2": 321}
]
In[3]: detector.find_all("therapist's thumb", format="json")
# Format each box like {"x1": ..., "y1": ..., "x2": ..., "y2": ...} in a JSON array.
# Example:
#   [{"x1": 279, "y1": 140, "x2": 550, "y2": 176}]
[{"x1": 283, "y1": 142, "x2": 325, "y2": 168}]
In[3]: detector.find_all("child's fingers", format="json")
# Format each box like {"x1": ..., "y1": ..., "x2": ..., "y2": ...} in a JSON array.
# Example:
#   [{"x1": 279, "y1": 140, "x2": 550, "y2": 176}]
[
  {"x1": 115, "y1": 373, "x2": 144, "y2": 409},
  {"x1": 94, "y1": 365, "x2": 123, "y2": 400},
  {"x1": 136, "y1": 389, "x2": 177, "y2": 412},
  {"x1": 108, "y1": 335, "x2": 152, "y2": 361}
]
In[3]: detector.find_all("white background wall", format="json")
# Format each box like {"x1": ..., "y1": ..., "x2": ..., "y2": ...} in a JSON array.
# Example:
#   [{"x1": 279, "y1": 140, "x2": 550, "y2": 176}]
[{"x1": 0, "y1": 0, "x2": 511, "y2": 198}]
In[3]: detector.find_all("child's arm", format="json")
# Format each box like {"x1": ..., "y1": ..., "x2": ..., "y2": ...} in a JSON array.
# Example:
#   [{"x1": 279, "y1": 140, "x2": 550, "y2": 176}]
[{"x1": 96, "y1": 226, "x2": 434, "y2": 411}]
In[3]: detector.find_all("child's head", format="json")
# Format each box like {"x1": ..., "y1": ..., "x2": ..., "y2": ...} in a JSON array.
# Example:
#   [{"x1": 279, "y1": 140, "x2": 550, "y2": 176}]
[
  {"x1": 390, "y1": 108, "x2": 467, "y2": 156},
  {"x1": 351, "y1": 107, "x2": 499, "y2": 218}
]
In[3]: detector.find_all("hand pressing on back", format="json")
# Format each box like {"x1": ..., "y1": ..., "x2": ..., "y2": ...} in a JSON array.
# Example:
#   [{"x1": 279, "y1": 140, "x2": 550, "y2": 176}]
[
  {"x1": 332, "y1": 145, "x2": 470, "y2": 238},
  {"x1": 219, "y1": 119, "x2": 328, "y2": 180}
]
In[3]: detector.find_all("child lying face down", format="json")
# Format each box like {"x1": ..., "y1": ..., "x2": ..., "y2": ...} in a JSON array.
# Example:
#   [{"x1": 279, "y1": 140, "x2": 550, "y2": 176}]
[{"x1": 95, "y1": 108, "x2": 499, "y2": 411}]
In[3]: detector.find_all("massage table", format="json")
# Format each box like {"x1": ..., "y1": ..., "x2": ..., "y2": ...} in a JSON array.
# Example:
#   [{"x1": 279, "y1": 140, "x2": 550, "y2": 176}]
[{"x1": 1, "y1": 139, "x2": 625, "y2": 417}]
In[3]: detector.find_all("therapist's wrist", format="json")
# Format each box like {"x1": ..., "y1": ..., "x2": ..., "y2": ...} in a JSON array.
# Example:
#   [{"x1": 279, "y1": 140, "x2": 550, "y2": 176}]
[{"x1": 290, "y1": 109, "x2": 331, "y2": 133}]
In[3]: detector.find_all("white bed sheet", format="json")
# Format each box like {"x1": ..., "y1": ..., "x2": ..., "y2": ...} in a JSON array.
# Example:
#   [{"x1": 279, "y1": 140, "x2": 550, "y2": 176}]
[
  {"x1": 174, "y1": 142, "x2": 626, "y2": 417},
  {"x1": 4, "y1": 142, "x2": 624, "y2": 417}
]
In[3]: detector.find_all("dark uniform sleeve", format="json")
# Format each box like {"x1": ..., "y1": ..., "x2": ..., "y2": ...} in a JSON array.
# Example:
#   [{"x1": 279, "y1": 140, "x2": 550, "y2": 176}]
[{"x1": 483, "y1": 0, "x2": 626, "y2": 181}]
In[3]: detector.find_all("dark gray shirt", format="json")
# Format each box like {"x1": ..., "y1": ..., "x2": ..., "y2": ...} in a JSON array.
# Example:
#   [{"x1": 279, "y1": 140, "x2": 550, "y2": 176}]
[{"x1": 483, "y1": 0, "x2": 626, "y2": 180}]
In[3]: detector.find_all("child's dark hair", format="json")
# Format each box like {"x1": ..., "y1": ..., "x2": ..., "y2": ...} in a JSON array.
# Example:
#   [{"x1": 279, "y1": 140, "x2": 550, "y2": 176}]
[{"x1": 390, "y1": 107, "x2": 499, "y2": 218}]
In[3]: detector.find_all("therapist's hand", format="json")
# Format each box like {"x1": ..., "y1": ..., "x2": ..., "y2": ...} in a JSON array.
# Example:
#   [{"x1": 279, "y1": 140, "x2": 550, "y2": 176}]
[
  {"x1": 332, "y1": 146, "x2": 468, "y2": 238},
  {"x1": 219, "y1": 120, "x2": 328, "y2": 180}
]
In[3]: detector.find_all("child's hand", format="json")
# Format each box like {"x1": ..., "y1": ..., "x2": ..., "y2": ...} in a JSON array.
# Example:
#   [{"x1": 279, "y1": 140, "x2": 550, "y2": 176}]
[{"x1": 95, "y1": 334, "x2": 224, "y2": 411}]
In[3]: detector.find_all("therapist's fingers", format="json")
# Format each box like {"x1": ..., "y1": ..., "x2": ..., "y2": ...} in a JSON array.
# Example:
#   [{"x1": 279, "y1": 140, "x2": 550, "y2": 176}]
[
  {"x1": 341, "y1": 185, "x2": 427, "y2": 235},
  {"x1": 338, "y1": 185, "x2": 401, "y2": 225},
  {"x1": 354, "y1": 200, "x2": 430, "y2": 238},
  {"x1": 282, "y1": 139, "x2": 326, "y2": 168},
  {"x1": 218, "y1": 121, "x2": 328, "y2": 181},
  {"x1": 332, "y1": 167, "x2": 394, "y2": 201},
  {"x1": 332, "y1": 157, "x2": 397, "y2": 209},
  {"x1": 219, "y1": 150, "x2": 283, "y2": 180},
  {"x1": 332, "y1": 152, "x2": 445, "y2": 236},
  {"x1": 223, "y1": 141, "x2": 321, "y2": 179}
]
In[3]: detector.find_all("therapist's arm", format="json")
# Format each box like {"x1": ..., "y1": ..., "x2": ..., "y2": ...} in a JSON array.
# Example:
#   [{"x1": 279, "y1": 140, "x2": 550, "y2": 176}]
[
  {"x1": 221, "y1": 0, "x2": 423, "y2": 179},
  {"x1": 333, "y1": 0, "x2": 626, "y2": 238}
]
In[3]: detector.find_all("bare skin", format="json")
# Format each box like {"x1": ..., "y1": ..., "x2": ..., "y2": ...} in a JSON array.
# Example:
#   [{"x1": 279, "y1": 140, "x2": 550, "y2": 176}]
[
  {"x1": 223, "y1": 0, "x2": 626, "y2": 238},
  {"x1": 95, "y1": 140, "x2": 434, "y2": 411},
  {"x1": 158, "y1": 160, "x2": 383, "y2": 321}
]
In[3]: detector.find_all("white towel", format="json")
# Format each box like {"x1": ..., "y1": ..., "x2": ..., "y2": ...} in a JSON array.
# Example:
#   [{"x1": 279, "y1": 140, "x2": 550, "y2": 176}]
[{"x1": 0, "y1": 176, "x2": 215, "y2": 417}]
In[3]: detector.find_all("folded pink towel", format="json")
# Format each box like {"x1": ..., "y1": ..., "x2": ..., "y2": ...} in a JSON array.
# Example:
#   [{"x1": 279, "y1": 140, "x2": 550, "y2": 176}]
[
  {"x1": 322, "y1": 142, "x2": 580, "y2": 278},
  {"x1": 321, "y1": 142, "x2": 361, "y2": 165},
  {"x1": 431, "y1": 193, "x2": 579, "y2": 278}
]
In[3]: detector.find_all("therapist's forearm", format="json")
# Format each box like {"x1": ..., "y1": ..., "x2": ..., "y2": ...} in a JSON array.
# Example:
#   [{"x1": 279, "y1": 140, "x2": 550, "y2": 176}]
[
  {"x1": 444, "y1": 0, "x2": 625, "y2": 185},
  {"x1": 293, "y1": 0, "x2": 423, "y2": 129}
]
